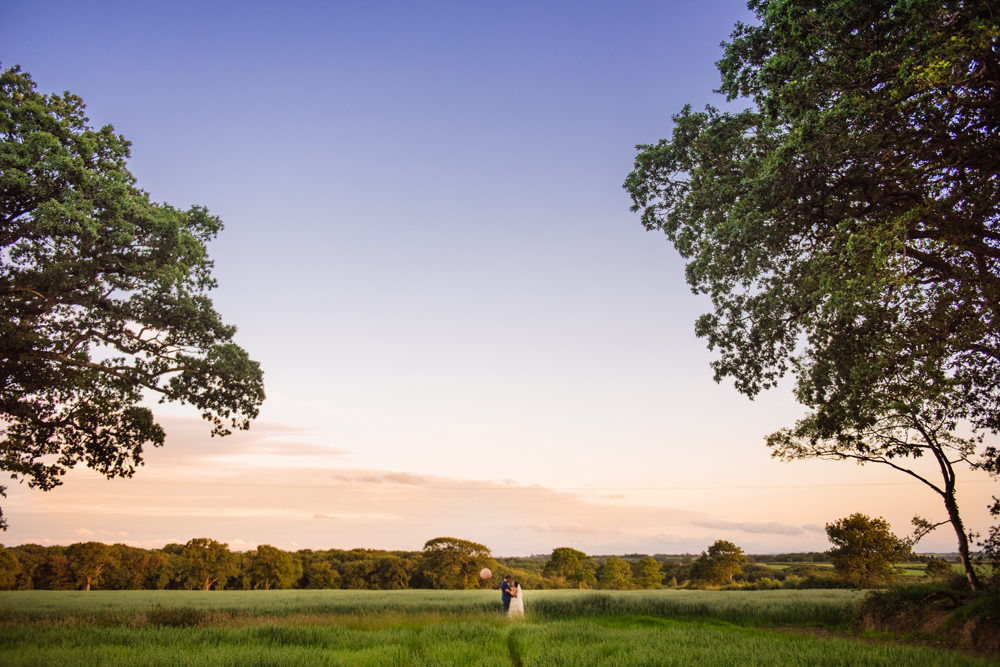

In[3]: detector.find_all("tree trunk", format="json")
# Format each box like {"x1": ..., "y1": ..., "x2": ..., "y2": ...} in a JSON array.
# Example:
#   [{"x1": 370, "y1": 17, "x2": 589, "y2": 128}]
[{"x1": 944, "y1": 487, "x2": 982, "y2": 591}]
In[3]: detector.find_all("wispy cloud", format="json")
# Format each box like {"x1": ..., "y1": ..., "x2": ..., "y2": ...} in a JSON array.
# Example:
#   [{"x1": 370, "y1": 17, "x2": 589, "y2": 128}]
[
  {"x1": 314, "y1": 512, "x2": 397, "y2": 521},
  {"x1": 530, "y1": 523, "x2": 605, "y2": 534},
  {"x1": 4, "y1": 416, "x2": 849, "y2": 554},
  {"x1": 691, "y1": 520, "x2": 811, "y2": 537}
]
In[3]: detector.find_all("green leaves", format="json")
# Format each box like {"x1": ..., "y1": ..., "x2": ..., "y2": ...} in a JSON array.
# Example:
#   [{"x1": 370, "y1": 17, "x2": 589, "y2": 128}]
[
  {"x1": 421, "y1": 537, "x2": 496, "y2": 590},
  {"x1": 625, "y1": 0, "x2": 1000, "y2": 411},
  {"x1": 825, "y1": 513, "x2": 910, "y2": 588},
  {"x1": 0, "y1": 67, "x2": 265, "y2": 523}
]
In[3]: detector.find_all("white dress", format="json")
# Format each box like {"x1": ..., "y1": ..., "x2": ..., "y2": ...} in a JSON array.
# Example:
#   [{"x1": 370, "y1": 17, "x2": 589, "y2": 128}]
[{"x1": 508, "y1": 585, "x2": 524, "y2": 617}]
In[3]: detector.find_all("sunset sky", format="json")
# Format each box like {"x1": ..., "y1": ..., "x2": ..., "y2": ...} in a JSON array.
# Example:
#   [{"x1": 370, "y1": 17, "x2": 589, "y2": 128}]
[{"x1": 2, "y1": 0, "x2": 995, "y2": 556}]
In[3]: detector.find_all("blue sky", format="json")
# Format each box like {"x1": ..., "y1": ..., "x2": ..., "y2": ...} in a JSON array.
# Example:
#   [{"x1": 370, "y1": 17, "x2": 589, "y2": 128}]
[{"x1": 3, "y1": 0, "x2": 993, "y2": 555}]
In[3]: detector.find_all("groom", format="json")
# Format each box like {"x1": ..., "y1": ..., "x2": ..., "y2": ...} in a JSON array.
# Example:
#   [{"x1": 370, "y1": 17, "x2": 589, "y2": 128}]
[{"x1": 500, "y1": 574, "x2": 512, "y2": 613}]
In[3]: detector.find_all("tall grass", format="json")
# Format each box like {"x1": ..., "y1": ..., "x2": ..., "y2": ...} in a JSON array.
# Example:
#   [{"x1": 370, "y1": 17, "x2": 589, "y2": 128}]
[
  {"x1": 0, "y1": 588, "x2": 864, "y2": 628},
  {"x1": 1, "y1": 590, "x2": 993, "y2": 667},
  {"x1": 527, "y1": 589, "x2": 860, "y2": 626},
  {"x1": 0, "y1": 618, "x2": 993, "y2": 667}
]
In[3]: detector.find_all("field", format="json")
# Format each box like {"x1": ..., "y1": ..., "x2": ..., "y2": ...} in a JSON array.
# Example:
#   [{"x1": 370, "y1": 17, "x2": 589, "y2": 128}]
[{"x1": 1, "y1": 589, "x2": 996, "y2": 666}]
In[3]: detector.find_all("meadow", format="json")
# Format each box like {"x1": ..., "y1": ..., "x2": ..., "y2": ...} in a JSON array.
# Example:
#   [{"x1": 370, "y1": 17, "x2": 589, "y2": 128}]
[{"x1": 2, "y1": 589, "x2": 997, "y2": 666}]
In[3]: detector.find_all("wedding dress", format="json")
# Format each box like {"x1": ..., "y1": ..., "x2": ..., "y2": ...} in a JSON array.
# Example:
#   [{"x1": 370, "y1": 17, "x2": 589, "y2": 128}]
[{"x1": 508, "y1": 585, "x2": 524, "y2": 617}]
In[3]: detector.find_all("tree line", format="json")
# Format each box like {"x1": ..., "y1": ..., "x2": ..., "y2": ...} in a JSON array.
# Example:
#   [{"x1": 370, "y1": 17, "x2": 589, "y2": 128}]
[
  {"x1": 0, "y1": 515, "x2": 964, "y2": 592},
  {"x1": 0, "y1": 537, "x2": 671, "y2": 592}
]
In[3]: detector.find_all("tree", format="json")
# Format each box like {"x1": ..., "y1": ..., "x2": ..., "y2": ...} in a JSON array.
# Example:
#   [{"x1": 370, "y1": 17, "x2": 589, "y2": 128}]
[
  {"x1": 300, "y1": 557, "x2": 341, "y2": 589},
  {"x1": 248, "y1": 545, "x2": 299, "y2": 590},
  {"x1": 826, "y1": 513, "x2": 911, "y2": 588},
  {"x1": 371, "y1": 556, "x2": 414, "y2": 590},
  {"x1": 420, "y1": 537, "x2": 496, "y2": 590},
  {"x1": 767, "y1": 368, "x2": 987, "y2": 590},
  {"x1": 0, "y1": 544, "x2": 21, "y2": 590},
  {"x1": 624, "y1": 1, "x2": 999, "y2": 590},
  {"x1": 542, "y1": 547, "x2": 597, "y2": 589},
  {"x1": 0, "y1": 66, "x2": 265, "y2": 527},
  {"x1": 181, "y1": 538, "x2": 234, "y2": 591},
  {"x1": 8, "y1": 544, "x2": 46, "y2": 589},
  {"x1": 35, "y1": 547, "x2": 73, "y2": 590},
  {"x1": 66, "y1": 541, "x2": 118, "y2": 591},
  {"x1": 632, "y1": 556, "x2": 664, "y2": 589},
  {"x1": 690, "y1": 540, "x2": 747, "y2": 586},
  {"x1": 598, "y1": 556, "x2": 634, "y2": 590},
  {"x1": 924, "y1": 558, "x2": 954, "y2": 580},
  {"x1": 101, "y1": 544, "x2": 168, "y2": 590}
]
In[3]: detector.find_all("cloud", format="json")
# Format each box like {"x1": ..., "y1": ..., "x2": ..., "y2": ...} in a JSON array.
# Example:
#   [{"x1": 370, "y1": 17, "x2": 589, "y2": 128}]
[
  {"x1": 314, "y1": 512, "x2": 397, "y2": 521},
  {"x1": 73, "y1": 528, "x2": 94, "y2": 536},
  {"x1": 140, "y1": 415, "x2": 346, "y2": 466},
  {"x1": 691, "y1": 520, "x2": 809, "y2": 536},
  {"x1": 98, "y1": 530, "x2": 128, "y2": 538},
  {"x1": 8, "y1": 462, "x2": 703, "y2": 553},
  {"x1": 530, "y1": 523, "x2": 605, "y2": 534}
]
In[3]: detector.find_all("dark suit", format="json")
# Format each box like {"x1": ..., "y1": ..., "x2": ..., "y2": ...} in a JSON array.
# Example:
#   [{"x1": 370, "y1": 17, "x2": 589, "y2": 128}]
[{"x1": 501, "y1": 579, "x2": 512, "y2": 612}]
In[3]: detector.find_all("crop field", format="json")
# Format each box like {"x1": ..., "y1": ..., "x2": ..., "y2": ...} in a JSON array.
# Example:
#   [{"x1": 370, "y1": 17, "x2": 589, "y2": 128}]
[{"x1": 1, "y1": 589, "x2": 996, "y2": 666}]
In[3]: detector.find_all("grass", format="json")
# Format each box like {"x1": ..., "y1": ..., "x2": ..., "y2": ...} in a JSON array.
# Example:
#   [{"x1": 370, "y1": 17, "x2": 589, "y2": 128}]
[
  {"x1": 0, "y1": 589, "x2": 864, "y2": 627},
  {"x1": 0, "y1": 590, "x2": 996, "y2": 666}
]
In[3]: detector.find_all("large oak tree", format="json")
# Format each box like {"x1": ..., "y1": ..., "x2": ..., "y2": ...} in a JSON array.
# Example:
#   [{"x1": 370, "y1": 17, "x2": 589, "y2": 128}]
[
  {"x1": 625, "y1": 0, "x2": 998, "y2": 588},
  {"x1": 0, "y1": 67, "x2": 265, "y2": 528}
]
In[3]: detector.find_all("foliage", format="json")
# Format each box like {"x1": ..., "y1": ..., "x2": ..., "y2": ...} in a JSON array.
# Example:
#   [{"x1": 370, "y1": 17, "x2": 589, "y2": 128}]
[
  {"x1": 339, "y1": 556, "x2": 413, "y2": 590},
  {"x1": 297, "y1": 555, "x2": 342, "y2": 590},
  {"x1": 925, "y1": 558, "x2": 955, "y2": 580},
  {"x1": 632, "y1": 556, "x2": 664, "y2": 589},
  {"x1": 420, "y1": 537, "x2": 496, "y2": 590},
  {"x1": 624, "y1": 0, "x2": 1000, "y2": 412},
  {"x1": 598, "y1": 556, "x2": 634, "y2": 590},
  {"x1": 543, "y1": 547, "x2": 597, "y2": 589},
  {"x1": 181, "y1": 539, "x2": 234, "y2": 591},
  {"x1": 0, "y1": 543, "x2": 21, "y2": 590},
  {"x1": 65, "y1": 542, "x2": 119, "y2": 591},
  {"x1": 248, "y1": 545, "x2": 300, "y2": 591},
  {"x1": 0, "y1": 66, "x2": 265, "y2": 527},
  {"x1": 0, "y1": 541, "x2": 901, "y2": 592},
  {"x1": 767, "y1": 363, "x2": 988, "y2": 589},
  {"x1": 826, "y1": 513, "x2": 911, "y2": 588},
  {"x1": 690, "y1": 540, "x2": 747, "y2": 586},
  {"x1": 624, "y1": 0, "x2": 1000, "y2": 593}
]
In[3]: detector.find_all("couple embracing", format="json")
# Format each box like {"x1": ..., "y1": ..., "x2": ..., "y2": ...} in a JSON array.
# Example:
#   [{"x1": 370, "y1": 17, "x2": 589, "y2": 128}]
[{"x1": 500, "y1": 574, "x2": 524, "y2": 617}]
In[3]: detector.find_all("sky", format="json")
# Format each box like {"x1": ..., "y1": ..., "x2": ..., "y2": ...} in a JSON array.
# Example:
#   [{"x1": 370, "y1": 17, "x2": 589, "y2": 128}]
[{"x1": 2, "y1": 0, "x2": 995, "y2": 556}]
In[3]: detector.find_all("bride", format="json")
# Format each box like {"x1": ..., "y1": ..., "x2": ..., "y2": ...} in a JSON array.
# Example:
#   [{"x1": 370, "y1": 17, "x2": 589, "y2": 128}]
[{"x1": 508, "y1": 580, "x2": 524, "y2": 618}]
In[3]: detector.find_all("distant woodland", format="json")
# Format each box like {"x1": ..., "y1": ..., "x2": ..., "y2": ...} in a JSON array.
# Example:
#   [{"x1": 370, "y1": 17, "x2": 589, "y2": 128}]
[{"x1": 0, "y1": 536, "x2": 950, "y2": 592}]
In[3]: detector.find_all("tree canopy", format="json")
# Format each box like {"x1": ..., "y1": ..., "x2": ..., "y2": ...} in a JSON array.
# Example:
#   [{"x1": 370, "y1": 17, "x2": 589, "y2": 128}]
[
  {"x1": 825, "y1": 513, "x2": 911, "y2": 588},
  {"x1": 420, "y1": 537, "x2": 496, "y2": 590},
  {"x1": 0, "y1": 66, "x2": 265, "y2": 527},
  {"x1": 542, "y1": 547, "x2": 597, "y2": 589},
  {"x1": 689, "y1": 540, "x2": 747, "y2": 586},
  {"x1": 632, "y1": 556, "x2": 664, "y2": 589},
  {"x1": 624, "y1": 0, "x2": 999, "y2": 589},
  {"x1": 181, "y1": 538, "x2": 234, "y2": 591},
  {"x1": 626, "y1": 0, "x2": 999, "y2": 406}
]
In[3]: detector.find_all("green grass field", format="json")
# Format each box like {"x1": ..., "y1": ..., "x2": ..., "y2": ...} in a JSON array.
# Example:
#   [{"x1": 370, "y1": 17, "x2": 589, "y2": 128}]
[{"x1": 0, "y1": 589, "x2": 995, "y2": 666}]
